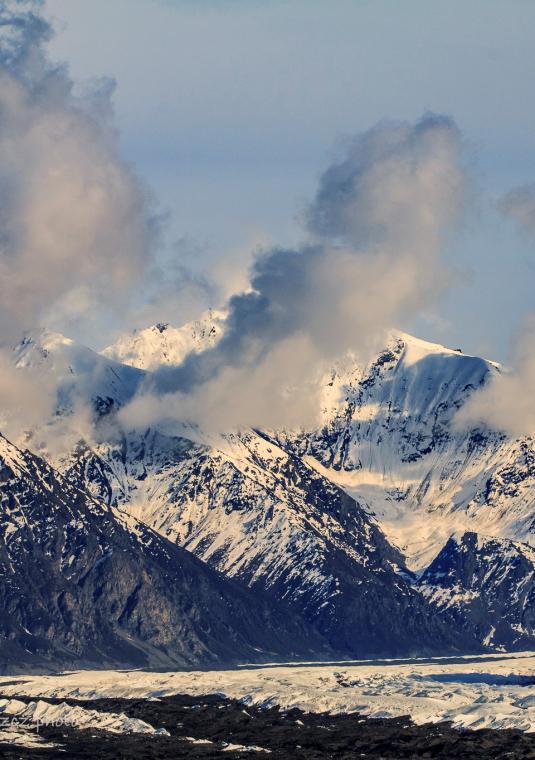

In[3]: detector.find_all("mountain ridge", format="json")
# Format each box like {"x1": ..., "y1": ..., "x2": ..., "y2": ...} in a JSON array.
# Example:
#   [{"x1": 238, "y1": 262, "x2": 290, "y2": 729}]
[
  {"x1": 1, "y1": 318, "x2": 534, "y2": 663},
  {"x1": 0, "y1": 431, "x2": 332, "y2": 671}
]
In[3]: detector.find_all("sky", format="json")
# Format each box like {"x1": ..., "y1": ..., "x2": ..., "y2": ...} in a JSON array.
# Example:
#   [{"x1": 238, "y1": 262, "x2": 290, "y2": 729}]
[{"x1": 35, "y1": 0, "x2": 535, "y2": 361}]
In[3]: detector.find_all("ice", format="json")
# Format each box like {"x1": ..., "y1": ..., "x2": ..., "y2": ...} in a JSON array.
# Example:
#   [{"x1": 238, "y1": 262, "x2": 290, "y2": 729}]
[
  {"x1": 2, "y1": 653, "x2": 535, "y2": 733},
  {"x1": 0, "y1": 697, "x2": 167, "y2": 735}
]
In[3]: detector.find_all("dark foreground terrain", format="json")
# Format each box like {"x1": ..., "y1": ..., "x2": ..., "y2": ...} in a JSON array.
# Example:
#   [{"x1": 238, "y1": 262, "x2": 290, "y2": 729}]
[{"x1": 1, "y1": 692, "x2": 535, "y2": 759}]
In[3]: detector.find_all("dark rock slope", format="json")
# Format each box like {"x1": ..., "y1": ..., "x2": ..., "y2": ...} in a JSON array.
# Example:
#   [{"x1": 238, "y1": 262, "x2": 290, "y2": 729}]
[
  {"x1": 0, "y1": 433, "x2": 328, "y2": 671},
  {"x1": 419, "y1": 531, "x2": 535, "y2": 651}
]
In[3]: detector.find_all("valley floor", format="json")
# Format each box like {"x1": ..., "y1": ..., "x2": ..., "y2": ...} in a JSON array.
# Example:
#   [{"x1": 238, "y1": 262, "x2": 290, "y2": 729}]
[{"x1": 2, "y1": 654, "x2": 535, "y2": 757}]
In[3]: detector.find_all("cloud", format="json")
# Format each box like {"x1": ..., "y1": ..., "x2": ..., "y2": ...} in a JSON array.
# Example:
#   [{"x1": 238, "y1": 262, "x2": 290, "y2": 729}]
[
  {"x1": 306, "y1": 114, "x2": 464, "y2": 251},
  {"x1": 456, "y1": 184, "x2": 535, "y2": 438},
  {"x1": 0, "y1": 4, "x2": 472, "y2": 437},
  {"x1": 123, "y1": 113, "x2": 468, "y2": 430},
  {"x1": 0, "y1": 0, "x2": 158, "y2": 343},
  {"x1": 0, "y1": 347, "x2": 55, "y2": 441},
  {"x1": 498, "y1": 184, "x2": 535, "y2": 236},
  {"x1": 457, "y1": 317, "x2": 535, "y2": 437},
  {"x1": 119, "y1": 332, "x2": 322, "y2": 433},
  {"x1": 0, "y1": 1, "x2": 165, "y2": 447}
]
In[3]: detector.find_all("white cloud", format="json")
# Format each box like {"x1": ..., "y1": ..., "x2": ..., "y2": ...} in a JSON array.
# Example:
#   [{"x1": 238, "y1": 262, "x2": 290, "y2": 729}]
[
  {"x1": 0, "y1": 0, "x2": 157, "y2": 343},
  {"x1": 458, "y1": 319, "x2": 535, "y2": 438},
  {"x1": 499, "y1": 184, "x2": 535, "y2": 236}
]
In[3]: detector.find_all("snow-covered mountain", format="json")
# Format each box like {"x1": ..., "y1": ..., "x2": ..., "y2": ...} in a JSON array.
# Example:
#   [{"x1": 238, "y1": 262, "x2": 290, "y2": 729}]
[
  {"x1": 0, "y1": 432, "x2": 328, "y2": 670},
  {"x1": 13, "y1": 328, "x2": 144, "y2": 408},
  {"x1": 102, "y1": 309, "x2": 226, "y2": 371},
  {"x1": 104, "y1": 317, "x2": 535, "y2": 569},
  {"x1": 60, "y1": 427, "x2": 472, "y2": 657},
  {"x1": 266, "y1": 333, "x2": 531, "y2": 572},
  {"x1": 1, "y1": 317, "x2": 535, "y2": 664},
  {"x1": 97, "y1": 318, "x2": 535, "y2": 644},
  {"x1": 276, "y1": 333, "x2": 508, "y2": 569}
]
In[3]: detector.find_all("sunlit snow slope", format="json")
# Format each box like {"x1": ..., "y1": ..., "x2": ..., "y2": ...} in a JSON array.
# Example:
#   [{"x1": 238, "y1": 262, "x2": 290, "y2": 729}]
[{"x1": 284, "y1": 332, "x2": 534, "y2": 571}]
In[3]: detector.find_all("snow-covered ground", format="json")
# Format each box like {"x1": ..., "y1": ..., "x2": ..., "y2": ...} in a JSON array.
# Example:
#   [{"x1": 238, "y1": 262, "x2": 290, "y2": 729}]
[
  {"x1": 0, "y1": 697, "x2": 169, "y2": 741},
  {"x1": 2, "y1": 653, "x2": 535, "y2": 733}
]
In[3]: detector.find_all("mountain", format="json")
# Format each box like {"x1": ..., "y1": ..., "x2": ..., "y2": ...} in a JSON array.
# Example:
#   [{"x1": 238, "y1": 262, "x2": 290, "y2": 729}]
[
  {"x1": 2, "y1": 319, "x2": 535, "y2": 664},
  {"x1": 419, "y1": 532, "x2": 535, "y2": 650},
  {"x1": 0, "y1": 432, "x2": 328, "y2": 672},
  {"x1": 280, "y1": 334, "x2": 510, "y2": 571},
  {"x1": 12, "y1": 328, "x2": 145, "y2": 409},
  {"x1": 60, "y1": 427, "x2": 475, "y2": 658},
  {"x1": 106, "y1": 319, "x2": 535, "y2": 570},
  {"x1": 98, "y1": 318, "x2": 535, "y2": 650},
  {"x1": 102, "y1": 309, "x2": 226, "y2": 371}
]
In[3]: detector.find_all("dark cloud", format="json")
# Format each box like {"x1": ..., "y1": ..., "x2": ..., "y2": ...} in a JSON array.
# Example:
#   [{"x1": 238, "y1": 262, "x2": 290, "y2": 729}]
[
  {"x1": 122, "y1": 113, "x2": 468, "y2": 430},
  {"x1": 306, "y1": 114, "x2": 462, "y2": 248}
]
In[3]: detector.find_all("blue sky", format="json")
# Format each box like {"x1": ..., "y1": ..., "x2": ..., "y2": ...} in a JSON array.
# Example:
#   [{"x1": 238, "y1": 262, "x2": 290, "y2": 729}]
[{"x1": 45, "y1": 0, "x2": 535, "y2": 361}]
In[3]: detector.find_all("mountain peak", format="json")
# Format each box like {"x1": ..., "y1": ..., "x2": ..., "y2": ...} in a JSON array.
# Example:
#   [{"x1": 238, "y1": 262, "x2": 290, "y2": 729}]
[
  {"x1": 102, "y1": 308, "x2": 227, "y2": 370},
  {"x1": 103, "y1": 313, "x2": 502, "y2": 377},
  {"x1": 391, "y1": 330, "x2": 501, "y2": 370},
  {"x1": 7, "y1": 327, "x2": 145, "y2": 415},
  {"x1": 13, "y1": 327, "x2": 74, "y2": 358}
]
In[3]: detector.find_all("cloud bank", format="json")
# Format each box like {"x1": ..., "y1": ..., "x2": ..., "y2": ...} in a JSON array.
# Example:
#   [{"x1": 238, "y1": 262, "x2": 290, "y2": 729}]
[
  {"x1": 0, "y1": 4, "x2": 531, "y2": 446},
  {"x1": 0, "y1": 0, "x2": 157, "y2": 342},
  {"x1": 121, "y1": 114, "x2": 468, "y2": 431},
  {"x1": 0, "y1": 5, "x2": 479, "y2": 438}
]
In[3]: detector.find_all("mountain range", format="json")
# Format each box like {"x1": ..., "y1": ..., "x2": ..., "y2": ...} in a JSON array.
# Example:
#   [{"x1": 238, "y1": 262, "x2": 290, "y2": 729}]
[{"x1": 0, "y1": 315, "x2": 534, "y2": 669}]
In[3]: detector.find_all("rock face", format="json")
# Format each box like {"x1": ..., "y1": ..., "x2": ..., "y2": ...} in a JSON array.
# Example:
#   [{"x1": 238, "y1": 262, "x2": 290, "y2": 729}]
[
  {"x1": 0, "y1": 434, "x2": 328, "y2": 671},
  {"x1": 419, "y1": 532, "x2": 535, "y2": 651}
]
